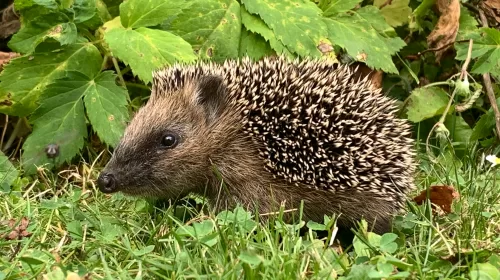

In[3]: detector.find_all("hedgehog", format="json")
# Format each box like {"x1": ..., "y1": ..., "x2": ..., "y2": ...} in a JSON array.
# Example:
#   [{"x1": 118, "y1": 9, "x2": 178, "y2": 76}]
[{"x1": 97, "y1": 56, "x2": 416, "y2": 234}]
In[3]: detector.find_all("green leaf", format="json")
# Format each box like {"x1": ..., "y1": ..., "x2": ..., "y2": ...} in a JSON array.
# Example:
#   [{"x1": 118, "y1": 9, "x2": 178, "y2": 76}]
[
  {"x1": 240, "y1": 7, "x2": 290, "y2": 55},
  {"x1": 445, "y1": 115, "x2": 472, "y2": 145},
  {"x1": 8, "y1": 13, "x2": 78, "y2": 54},
  {"x1": 346, "y1": 263, "x2": 372, "y2": 279},
  {"x1": 471, "y1": 97, "x2": 500, "y2": 142},
  {"x1": 241, "y1": 0, "x2": 331, "y2": 57},
  {"x1": 238, "y1": 251, "x2": 264, "y2": 267},
  {"x1": 192, "y1": 220, "x2": 215, "y2": 237},
  {"x1": 73, "y1": 0, "x2": 98, "y2": 23},
  {"x1": 239, "y1": 28, "x2": 275, "y2": 60},
  {"x1": 101, "y1": 0, "x2": 123, "y2": 17},
  {"x1": 83, "y1": 71, "x2": 129, "y2": 147},
  {"x1": 132, "y1": 245, "x2": 155, "y2": 256},
  {"x1": 457, "y1": 6, "x2": 479, "y2": 41},
  {"x1": 104, "y1": 24, "x2": 196, "y2": 84},
  {"x1": 470, "y1": 263, "x2": 500, "y2": 280},
  {"x1": 217, "y1": 206, "x2": 254, "y2": 224},
  {"x1": 66, "y1": 220, "x2": 83, "y2": 240},
  {"x1": 92, "y1": 0, "x2": 113, "y2": 24},
  {"x1": 0, "y1": 152, "x2": 19, "y2": 193},
  {"x1": 353, "y1": 232, "x2": 381, "y2": 258},
  {"x1": 168, "y1": 0, "x2": 241, "y2": 61},
  {"x1": 323, "y1": 13, "x2": 405, "y2": 73},
  {"x1": 471, "y1": 111, "x2": 496, "y2": 142},
  {"x1": 456, "y1": 28, "x2": 500, "y2": 77},
  {"x1": 21, "y1": 72, "x2": 91, "y2": 173},
  {"x1": 355, "y1": 6, "x2": 396, "y2": 36},
  {"x1": 374, "y1": 0, "x2": 411, "y2": 27},
  {"x1": 368, "y1": 262, "x2": 394, "y2": 278},
  {"x1": 120, "y1": 0, "x2": 187, "y2": 28},
  {"x1": 379, "y1": 233, "x2": 398, "y2": 254},
  {"x1": 306, "y1": 220, "x2": 327, "y2": 231},
  {"x1": 0, "y1": 43, "x2": 102, "y2": 116},
  {"x1": 319, "y1": 0, "x2": 362, "y2": 17},
  {"x1": 14, "y1": 0, "x2": 58, "y2": 10},
  {"x1": 406, "y1": 87, "x2": 449, "y2": 122}
]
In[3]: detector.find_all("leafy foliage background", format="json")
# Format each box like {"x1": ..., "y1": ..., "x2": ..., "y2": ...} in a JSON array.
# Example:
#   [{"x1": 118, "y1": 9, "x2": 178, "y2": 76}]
[{"x1": 0, "y1": 0, "x2": 499, "y2": 189}]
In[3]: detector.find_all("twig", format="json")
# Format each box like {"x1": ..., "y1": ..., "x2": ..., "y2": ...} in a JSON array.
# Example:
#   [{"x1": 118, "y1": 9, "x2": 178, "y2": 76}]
[
  {"x1": 462, "y1": 2, "x2": 479, "y2": 14},
  {"x1": 478, "y1": 10, "x2": 500, "y2": 140},
  {"x1": 416, "y1": 39, "x2": 470, "y2": 57}
]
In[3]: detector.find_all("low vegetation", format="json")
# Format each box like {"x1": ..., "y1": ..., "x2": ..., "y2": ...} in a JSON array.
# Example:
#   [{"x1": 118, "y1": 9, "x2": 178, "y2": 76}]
[{"x1": 0, "y1": 0, "x2": 499, "y2": 279}]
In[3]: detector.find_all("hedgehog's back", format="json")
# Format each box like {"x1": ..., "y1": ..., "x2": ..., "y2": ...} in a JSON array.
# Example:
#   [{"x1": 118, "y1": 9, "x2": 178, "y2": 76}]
[
  {"x1": 226, "y1": 57, "x2": 415, "y2": 203},
  {"x1": 153, "y1": 56, "x2": 416, "y2": 203}
]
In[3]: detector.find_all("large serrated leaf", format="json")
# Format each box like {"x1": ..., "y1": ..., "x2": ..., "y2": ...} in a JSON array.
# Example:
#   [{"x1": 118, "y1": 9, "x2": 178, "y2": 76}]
[
  {"x1": 168, "y1": 0, "x2": 241, "y2": 61},
  {"x1": 374, "y1": 0, "x2": 411, "y2": 27},
  {"x1": 319, "y1": 0, "x2": 363, "y2": 17},
  {"x1": 0, "y1": 43, "x2": 102, "y2": 116},
  {"x1": 241, "y1": 0, "x2": 330, "y2": 57},
  {"x1": 323, "y1": 11, "x2": 405, "y2": 73},
  {"x1": 73, "y1": 0, "x2": 98, "y2": 23},
  {"x1": 355, "y1": 6, "x2": 396, "y2": 36},
  {"x1": 240, "y1": 8, "x2": 290, "y2": 56},
  {"x1": 0, "y1": 152, "x2": 18, "y2": 193},
  {"x1": 239, "y1": 27, "x2": 274, "y2": 60},
  {"x1": 104, "y1": 25, "x2": 196, "y2": 84},
  {"x1": 21, "y1": 72, "x2": 90, "y2": 174},
  {"x1": 84, "y1": 71, "x2": 129, "y2": 147},
  {"x1": 457, "y1": 6, "x2": 479, "y2": 41},
  {"x1": 471, "y1": 112, "x2": 496, "y2": 142},
  {"x1": 456, "y1": 28, "x2": 500, "y2": 77},
  {"x1": 406, "y1": 87, "x2": 449, "y2": 123},
  {"x1": 8, "y1": 12, "x2": 78, "y2": 54},
  {"x1": 120, "y1": 0, "x2": 187, "y2": 28},
  {"x1": 15, "y1": 0, "x2": 58, "y2": 10},
  {"x1": 101, "y1": 0, "x2": 123, "y2": 17},
  {"x1": 471, "y1": 98, "x2": 500, "y2": 142}
]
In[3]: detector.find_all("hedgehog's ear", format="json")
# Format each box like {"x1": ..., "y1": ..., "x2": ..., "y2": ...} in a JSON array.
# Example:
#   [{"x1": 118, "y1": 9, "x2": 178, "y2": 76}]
[{"x1": 194, "y1": 75, "x2": 227, "y2": 122}]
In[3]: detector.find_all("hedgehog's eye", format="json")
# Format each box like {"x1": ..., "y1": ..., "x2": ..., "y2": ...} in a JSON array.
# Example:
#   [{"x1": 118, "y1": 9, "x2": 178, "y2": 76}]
[{"x1": 161, "y1": 133, "x2": 179, "y2": 148}]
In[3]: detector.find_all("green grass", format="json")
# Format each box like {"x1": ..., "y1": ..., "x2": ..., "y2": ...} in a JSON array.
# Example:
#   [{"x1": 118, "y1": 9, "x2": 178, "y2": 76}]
[{"x1": 1, "y1": 146, "x2": 499, "y2": 279}]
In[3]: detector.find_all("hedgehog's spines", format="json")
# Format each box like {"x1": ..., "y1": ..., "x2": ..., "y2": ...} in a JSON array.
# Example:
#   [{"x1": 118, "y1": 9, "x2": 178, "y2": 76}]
[{"x1": 152, "y1": 55, "x2": 416, "y2": 201}]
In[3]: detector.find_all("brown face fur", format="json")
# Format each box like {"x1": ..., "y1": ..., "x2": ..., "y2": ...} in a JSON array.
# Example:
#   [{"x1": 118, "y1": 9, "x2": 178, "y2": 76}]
[{"x1": 101, "y1": 77, "x2": 233, "y2": 199}]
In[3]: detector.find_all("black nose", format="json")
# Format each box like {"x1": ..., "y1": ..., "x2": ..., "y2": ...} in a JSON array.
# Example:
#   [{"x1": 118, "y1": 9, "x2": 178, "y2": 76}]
[{"x1": 97, "y1": 172, "x2": 117, "y2": 193}]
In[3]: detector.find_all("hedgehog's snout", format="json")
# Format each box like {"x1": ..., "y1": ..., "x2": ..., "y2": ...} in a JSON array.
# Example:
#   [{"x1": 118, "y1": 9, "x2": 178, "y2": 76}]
[{"x1": 97, "y1": 171, "x2": 117, "y2": 193}]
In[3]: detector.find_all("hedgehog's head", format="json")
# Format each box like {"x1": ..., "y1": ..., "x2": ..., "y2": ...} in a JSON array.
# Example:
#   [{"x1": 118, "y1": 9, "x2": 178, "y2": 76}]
[{"x1": 97, "y1": 74, "x2": 230, "y2": 199}]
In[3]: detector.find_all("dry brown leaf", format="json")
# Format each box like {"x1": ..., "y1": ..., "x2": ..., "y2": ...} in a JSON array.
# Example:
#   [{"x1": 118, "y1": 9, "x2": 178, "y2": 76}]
[
  {"x1": 66, "y1": 272, "x2": 83, "y2": 280},
  {"x1": 1, "y1": 217, "x2": 33, "y2": 240},
  {"x1": 0, "y1": 51, "x2": 19, "y2": 71},
  {"x1": 349, "y1": 62, "x2": 384, "y2": 90},
  {"x1": 413, "y1": 185, "x2": 460, "y2": 215},
  {"x1": 427, "y1": 0, "x2": 461, "y2": 62},
  {"x1": 481, "y1": 0, "x2": 500, "y2": 26},
  {"x1": 0, "y1": 3, "x2": 20, "y2": 39}
]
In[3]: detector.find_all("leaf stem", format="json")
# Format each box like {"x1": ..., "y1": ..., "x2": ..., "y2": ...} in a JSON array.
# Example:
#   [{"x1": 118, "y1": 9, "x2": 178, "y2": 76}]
[
  {"x1": 111, "y1": 55, "x2": 126, "y2": 87},
  {"x1": 120, "y1": 66, "x2": 131, "y2": 76},
  {"x1": 124, "y1": 82, "x2": 151, "y2": 91},
  {"x1": 100, "y1": 54, "x2": 109, "y2": 71},
  {"x1": 425, "y1": 39, "x2": 474, "y2": 161}
]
